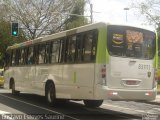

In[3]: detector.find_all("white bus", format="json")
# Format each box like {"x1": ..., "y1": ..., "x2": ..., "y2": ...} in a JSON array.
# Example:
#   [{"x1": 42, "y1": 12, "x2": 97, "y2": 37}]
[{"x1": 4, "y1": 22, "x2": 157, "y2": 107}]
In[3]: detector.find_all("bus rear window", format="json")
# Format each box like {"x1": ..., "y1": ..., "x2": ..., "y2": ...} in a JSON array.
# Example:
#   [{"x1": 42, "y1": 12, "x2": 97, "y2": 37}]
[{"x1": 107, "y1": 25, "x2": 156, "y2": 59}]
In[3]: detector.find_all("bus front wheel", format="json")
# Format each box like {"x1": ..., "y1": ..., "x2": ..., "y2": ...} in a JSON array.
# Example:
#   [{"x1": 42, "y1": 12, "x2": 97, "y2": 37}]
[
  {"x1": 45, "y1": 83, "x2": 56, "y2": 106},
  {"x1": 11, "y1": 81, "x2": 19, "y2": 95},
  {"x1": 83, "y1": 100, "x2": 103, "y2": 108}
]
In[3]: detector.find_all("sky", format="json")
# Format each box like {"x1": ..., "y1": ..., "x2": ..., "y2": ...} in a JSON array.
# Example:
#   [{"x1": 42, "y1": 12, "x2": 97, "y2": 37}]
[{"x1": 86, "y1": 0, "x2": 155, "y2": 31}]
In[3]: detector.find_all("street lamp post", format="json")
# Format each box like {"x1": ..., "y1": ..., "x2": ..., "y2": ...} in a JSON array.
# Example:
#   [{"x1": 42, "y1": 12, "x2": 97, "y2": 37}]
[
  {"x1": 87, "y1": 0, "x2": 93, "y2": 23},
  {"x1": 124, "y1": 7, "x2": 129, "y2": 22},
  {"x1": 90, "y1": 3, "x2": 93, "y2": 23}
]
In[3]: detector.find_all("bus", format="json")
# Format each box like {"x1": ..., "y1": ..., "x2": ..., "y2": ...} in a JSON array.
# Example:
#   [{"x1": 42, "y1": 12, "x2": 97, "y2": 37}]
[
  {"x1": 4, "y1": 22, "x2": 157, "y2": 107},
  {"x1": 0, "y1": 68, "x2": 4, "y2": 88},
  {"x1": 156, "y1": 32, "x2": 160, "y2": 83}
]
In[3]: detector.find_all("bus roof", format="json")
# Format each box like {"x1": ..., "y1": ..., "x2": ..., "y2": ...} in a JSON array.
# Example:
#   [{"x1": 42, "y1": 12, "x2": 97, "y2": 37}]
[
  {"x1": 6, "y1": 22, "x2": 155, "y2": 50},
  {"x1": 7, "y1": 22, "x2": 107, "y2": 50}
]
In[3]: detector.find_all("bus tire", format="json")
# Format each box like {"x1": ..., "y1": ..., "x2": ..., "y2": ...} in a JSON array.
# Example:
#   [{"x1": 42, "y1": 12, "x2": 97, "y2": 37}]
[
  {"x1": 83, "y1": 100, "x2": 103, "y2": 108},
  {"x1": 11, "y1": 80, "x2": 20, "y2": 95},
  {"x1": 45, "y1": 83, "x2": 56, "y2": 106}
]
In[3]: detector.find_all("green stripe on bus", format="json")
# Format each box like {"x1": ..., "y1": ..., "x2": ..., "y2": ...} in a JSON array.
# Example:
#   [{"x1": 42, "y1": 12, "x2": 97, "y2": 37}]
[
  {"x1": 73, "y1": 71, "x2": 76, "y2": 83},
  {"x1": 96, "y1": 27, "x2": 109, "y2": 64},
  {"x1": 154, "y1": 32, "x2": 158, "y2": 68}
]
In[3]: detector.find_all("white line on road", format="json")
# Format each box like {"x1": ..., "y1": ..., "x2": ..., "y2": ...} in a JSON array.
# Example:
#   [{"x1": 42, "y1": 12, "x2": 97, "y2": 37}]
[
  {"x1": 0, "y1": 94, "x2": 79, "y2": 120},
  {"x1": 102, "y1": 103, "x2": 154, "y2": 114}
]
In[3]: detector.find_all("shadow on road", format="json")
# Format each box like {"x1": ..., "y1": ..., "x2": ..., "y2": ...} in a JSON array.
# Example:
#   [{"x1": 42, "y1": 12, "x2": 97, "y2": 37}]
[{"x1": 0, "y1": 92, "x2": 141, "y2": 120}]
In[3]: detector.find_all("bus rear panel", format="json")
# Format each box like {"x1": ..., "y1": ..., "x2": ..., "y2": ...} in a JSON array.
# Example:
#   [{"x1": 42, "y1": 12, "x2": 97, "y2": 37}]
[{"x1": 104, "y1": 25, "x2": 157, "y2": 101}]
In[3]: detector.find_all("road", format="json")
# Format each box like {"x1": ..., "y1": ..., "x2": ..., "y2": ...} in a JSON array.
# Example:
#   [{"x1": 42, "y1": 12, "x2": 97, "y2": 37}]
[{"x1": 0, "y1": 88, "x2": 159, "y2": 120}]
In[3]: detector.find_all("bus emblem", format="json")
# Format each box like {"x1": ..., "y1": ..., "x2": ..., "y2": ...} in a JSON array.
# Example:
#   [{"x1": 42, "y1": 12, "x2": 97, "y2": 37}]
[{"x1": 148, "y1": 72, "x2": 151, "y2": 78}]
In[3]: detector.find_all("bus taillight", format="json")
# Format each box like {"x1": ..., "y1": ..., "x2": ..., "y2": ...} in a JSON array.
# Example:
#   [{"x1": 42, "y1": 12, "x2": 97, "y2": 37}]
[
  {"x1": 101, "y1": 68, "x2": 106, "y2": 78},
  {"x1": 99, "y1": 65, "x2": 107, "y2": 85}
]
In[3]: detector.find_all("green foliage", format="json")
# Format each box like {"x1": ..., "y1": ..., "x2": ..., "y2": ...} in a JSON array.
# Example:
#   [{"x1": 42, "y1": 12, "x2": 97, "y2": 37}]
[
  {"x1": 0, "y1": 19, "x2": 26, "y2": 67},
  {"x1": 65, "y1": 0, "x2": 89, "y2": 30},
  {"x1": 131, "y1": 0, "x2": 160, "y2": 26},
  {"x1": 3, "y1": 0, "x2": 78, "y2": 39}
]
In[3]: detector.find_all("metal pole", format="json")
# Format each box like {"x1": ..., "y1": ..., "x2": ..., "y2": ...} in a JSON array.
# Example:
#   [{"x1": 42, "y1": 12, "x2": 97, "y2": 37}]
[
  {"x1": 90, "y1": 3, "x2": 93, "y2": 23},
  {"x1": 87, "y1": 0, "x2": 93, "y2": 23},
  {"x1": 124, "y1": 8, "x2": 129, "y2": 22},
  {"x1": 126, "y1": 10, "x2": 127, "y2": 22}
]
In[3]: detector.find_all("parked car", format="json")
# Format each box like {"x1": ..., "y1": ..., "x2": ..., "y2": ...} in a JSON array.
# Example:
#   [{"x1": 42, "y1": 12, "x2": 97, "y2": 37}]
[{"x1": 0, "y1": 69, "x2": 4, "y2": 88}]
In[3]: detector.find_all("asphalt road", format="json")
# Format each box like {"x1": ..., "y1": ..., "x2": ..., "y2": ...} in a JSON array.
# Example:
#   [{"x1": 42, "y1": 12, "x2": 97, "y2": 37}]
[{"x1": 0, "y1": 88, "x2": 159, "y2": 120}]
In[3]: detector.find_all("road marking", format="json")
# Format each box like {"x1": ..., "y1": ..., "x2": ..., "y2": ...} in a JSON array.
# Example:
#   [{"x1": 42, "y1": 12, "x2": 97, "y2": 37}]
[
  {"x1": 102, "y1": 103, "x2": 153, "y2": 114},
  {"x1": 0, "y1": 94, "x2": 79, "y2": 120}
]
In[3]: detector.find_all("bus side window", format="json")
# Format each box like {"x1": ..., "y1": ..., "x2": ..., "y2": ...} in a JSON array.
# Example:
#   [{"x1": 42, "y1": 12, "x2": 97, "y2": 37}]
[
  {"x1": 83, "y1": 32, "x2": 93, "y2": 62},
  {"x1": 20, "y1": 49, "x2": 24, "y2": 65},
  {"x1": 58, "y1": 40, "x2": 63, "y2": 63},
  {"x1": 60, "y1": 39, "x2": 66, "y2": 63},
  {"x1": 15, "y1": 49, "x2": 21, "y2": 65},
  {"x1": 45, "y1": 42, "x2": 51, "y2": 64},
  {"x1": 51, "y1": 40, "x2": 60, "y2": 63},
  {"x1": 91, "y1": 30, "x2": 98, "y2": 60},
  {"x1": 11, "y1": 50, "x2": 16, "y2": 66},
  {"x1": 67, "y1": 36, "x2": 76, "y2": 63},
  {"x1": 34, "y1": 45, "x2": 39, "y2": 64},
  {"x1": 39, "y1": 44, "x2": 45, "y2": 64},
  {"x1": 27, "y1": 47, "x2": 34, "y2": 64},
  {"x1": 23, "y1": 48, "x2": 28, "y2": 65},
  {"x1": 76, "y1": 34, "x2": 83, "y2": 62},
  {"x1": 4, "y1": 51, "x2": 11, "y2": 68}
]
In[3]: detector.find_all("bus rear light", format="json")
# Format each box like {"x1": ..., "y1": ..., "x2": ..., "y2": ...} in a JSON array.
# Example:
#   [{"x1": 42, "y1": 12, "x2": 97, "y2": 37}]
[
  {"x1": 108, "y1": 91, "x2": 118, "y2": 96},
  {"x1": 101, "y1": 68, "x2": 106, "y2": 78},
  {"x1": 145, "y1": 92, "x2": 152, "y2": 96}
]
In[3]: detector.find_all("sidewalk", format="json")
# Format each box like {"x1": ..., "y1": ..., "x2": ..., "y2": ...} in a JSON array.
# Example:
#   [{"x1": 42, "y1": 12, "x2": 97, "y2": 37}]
[
  {"x1": 153, "y1": 94, "x2": 160, "y2": 103},
  {"x1": 150, "y1": 93, "x2": 160, "y2": 104}
]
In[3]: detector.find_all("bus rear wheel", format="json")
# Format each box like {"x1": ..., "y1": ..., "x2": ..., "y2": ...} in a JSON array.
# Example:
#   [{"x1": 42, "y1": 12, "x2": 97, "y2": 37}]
[
  {"x1": 45, "y1": 83, "x2": 56, "y2": 106},
  {"x1": 83, "y1": 100, "x2": 103, "y2": 108}
]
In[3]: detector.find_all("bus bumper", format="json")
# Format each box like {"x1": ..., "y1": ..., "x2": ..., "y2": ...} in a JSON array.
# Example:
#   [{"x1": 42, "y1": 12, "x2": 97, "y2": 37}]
[{"x1": 105, "y1": 87, "x2": 157, "y2": 101}]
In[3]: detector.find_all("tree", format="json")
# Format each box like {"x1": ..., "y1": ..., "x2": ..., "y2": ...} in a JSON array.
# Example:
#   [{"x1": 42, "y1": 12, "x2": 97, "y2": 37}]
[
  {"x1": 0, "y1": 19, "x2": 26, "y2": 67},
  {"x1": 131, "y1": 0, "x2": 160, "y2": 28},
  {"x1": 2, "y1": 0, "x2": 88, "y2": 39},
  {"x1": 65, "y1": 0, "x2": 89, "y2": 30}
]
